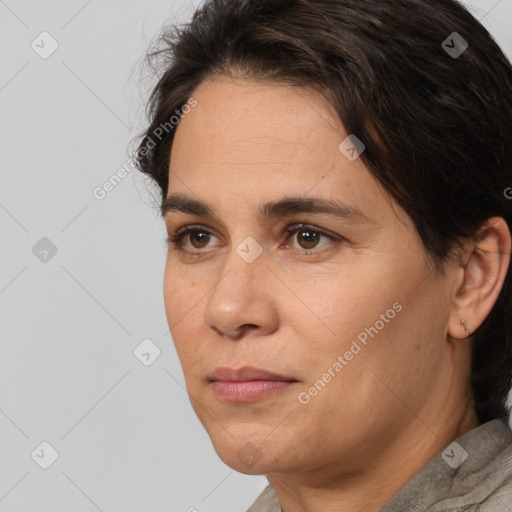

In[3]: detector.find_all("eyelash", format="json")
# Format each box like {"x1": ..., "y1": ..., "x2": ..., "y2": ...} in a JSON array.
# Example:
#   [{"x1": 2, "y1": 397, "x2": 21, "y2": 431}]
[{"x1": 165, "y1": 223, "x2": 341, "y2": 256}]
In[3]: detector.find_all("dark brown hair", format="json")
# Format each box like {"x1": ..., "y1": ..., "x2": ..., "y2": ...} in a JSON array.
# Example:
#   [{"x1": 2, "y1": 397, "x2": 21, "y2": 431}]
[{"x1": 132, "y1": 0, "x2": 512, "y2": 423}]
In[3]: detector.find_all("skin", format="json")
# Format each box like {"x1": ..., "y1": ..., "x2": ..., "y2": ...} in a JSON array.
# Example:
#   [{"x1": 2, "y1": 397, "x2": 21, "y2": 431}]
[{"x1": 162, "y1": 75, "x2": 511, "y2": 512}]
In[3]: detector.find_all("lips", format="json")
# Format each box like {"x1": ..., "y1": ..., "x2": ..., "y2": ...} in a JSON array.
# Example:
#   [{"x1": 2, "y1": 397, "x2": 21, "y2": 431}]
[
  {"x1": 209, "y1": 366, "x2": 297, "y2": 382},
  {"x1": 209, "y1": 366, "x2": 299, "y2": 403}
]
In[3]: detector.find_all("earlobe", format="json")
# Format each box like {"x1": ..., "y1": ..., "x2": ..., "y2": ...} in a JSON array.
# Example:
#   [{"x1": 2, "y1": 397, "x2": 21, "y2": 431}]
[{"x1": 448, "y1": 217, "x2": 511, "y2": 340}]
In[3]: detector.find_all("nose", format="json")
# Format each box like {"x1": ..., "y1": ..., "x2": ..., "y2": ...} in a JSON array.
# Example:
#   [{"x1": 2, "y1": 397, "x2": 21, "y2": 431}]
[{"x1": 203, "y1": 244, "x2": 279, "y2": 340}]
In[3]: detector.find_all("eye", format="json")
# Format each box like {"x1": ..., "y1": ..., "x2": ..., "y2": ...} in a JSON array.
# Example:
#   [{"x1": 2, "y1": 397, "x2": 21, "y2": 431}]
[
  {"x1": 284, "y1": 224, "x2": 338, "y2": 252},
  {"x1": 166, "y1": 223, "x2": 341, "y2": 255},
  {"x1": 167, "y1": 225, "x2": 217, "y2": 251}
]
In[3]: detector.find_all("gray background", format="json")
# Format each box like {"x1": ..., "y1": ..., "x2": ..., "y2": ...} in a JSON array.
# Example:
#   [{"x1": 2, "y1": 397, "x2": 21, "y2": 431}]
[{"x1": 1, "y1": 1, "x2": 511, "y2": 511}]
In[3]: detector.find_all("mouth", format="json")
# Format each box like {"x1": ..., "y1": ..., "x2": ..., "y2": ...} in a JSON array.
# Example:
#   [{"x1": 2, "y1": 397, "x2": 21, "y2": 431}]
[{"x1": 209, "y1": 366, "x2": 299, "y2": 403}]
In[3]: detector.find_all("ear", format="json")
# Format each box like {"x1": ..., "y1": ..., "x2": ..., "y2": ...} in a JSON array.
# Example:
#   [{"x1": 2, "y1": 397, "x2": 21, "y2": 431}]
[{"x1": 448, "y1": 217, "x2": 511, "y2": 339}]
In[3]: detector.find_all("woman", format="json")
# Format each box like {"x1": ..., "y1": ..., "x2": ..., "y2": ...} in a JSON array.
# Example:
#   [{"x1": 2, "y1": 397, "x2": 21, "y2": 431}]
[{"x1": 133, "y1": 0, "x2": 512, "y2": 510}]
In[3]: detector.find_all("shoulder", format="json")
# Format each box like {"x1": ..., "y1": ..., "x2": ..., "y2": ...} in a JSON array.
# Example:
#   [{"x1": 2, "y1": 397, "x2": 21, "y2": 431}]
[
  {"x1": 433, "y1": 420, "x2": 512, "y2": 512},
  {"x1": 473, "y1": 437, "x2": 512, "y2": 512}
]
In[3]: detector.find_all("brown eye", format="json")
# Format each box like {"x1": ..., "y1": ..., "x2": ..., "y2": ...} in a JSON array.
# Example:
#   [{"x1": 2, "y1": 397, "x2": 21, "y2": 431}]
[
  {"x1": 167, "y1": 223, "x2": 339, "y2": 255},
  {"x1": 296, "y1": 229, "x2": 321, "y2": 249},
  {"x1": 189, "y1": 231, "x2": 212, "y2": 249},
  {"x1": 285, "y1": 224, "x2": 334, "y2": 252},
  {"x1": 167, "y1": 226, "x2": 217, "y2": 252}
]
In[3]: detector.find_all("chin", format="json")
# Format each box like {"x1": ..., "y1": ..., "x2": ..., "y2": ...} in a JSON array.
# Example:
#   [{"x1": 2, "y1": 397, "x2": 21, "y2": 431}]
[
  {"x1": 214, "y1": 445, "x2": 278, "y2": 475},
  {"x1": 205, "y1": 427, "x2": 278, "y2": 474}
]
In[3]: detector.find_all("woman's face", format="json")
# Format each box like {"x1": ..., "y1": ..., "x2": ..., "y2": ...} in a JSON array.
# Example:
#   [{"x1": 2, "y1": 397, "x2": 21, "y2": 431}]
[{"x1": 163, "y1": 76, "x2": 461, "y2": 476}]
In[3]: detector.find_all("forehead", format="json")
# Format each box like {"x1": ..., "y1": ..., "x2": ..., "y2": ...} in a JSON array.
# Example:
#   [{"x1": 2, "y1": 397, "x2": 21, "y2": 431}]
[
  {"x1": 167, "y1": 76, "x2": 399, "y2": 229},
  {"x1": 171, "y1": 76, "x2": 342, "y2": 164}
]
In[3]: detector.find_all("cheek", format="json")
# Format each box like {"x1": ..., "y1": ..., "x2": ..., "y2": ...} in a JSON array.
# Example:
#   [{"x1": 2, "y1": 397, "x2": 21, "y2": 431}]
[
  {"x1": 286, "y1": 266, "x2": 401, "y2": 353},
  {"x1": 163, "y1": 256, "x2": 203, "y2": 323},
  {"x1": 163, "y1": 264, "x2": 205, "y2": 365},
  {"x1": 286, "y1": 252, "x2": 438, "y2": 392}
]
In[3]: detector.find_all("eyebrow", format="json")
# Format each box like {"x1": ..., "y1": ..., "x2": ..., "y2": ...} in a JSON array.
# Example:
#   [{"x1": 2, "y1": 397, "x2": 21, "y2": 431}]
[{"x1": 162, "y1": 193, "x2": 371, "y2": 223}]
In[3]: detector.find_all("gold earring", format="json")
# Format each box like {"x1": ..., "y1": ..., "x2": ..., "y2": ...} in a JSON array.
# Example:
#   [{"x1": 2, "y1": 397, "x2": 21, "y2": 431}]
[{"x1": 461, "y1": 319, "x2": 470, "y2": 335}]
